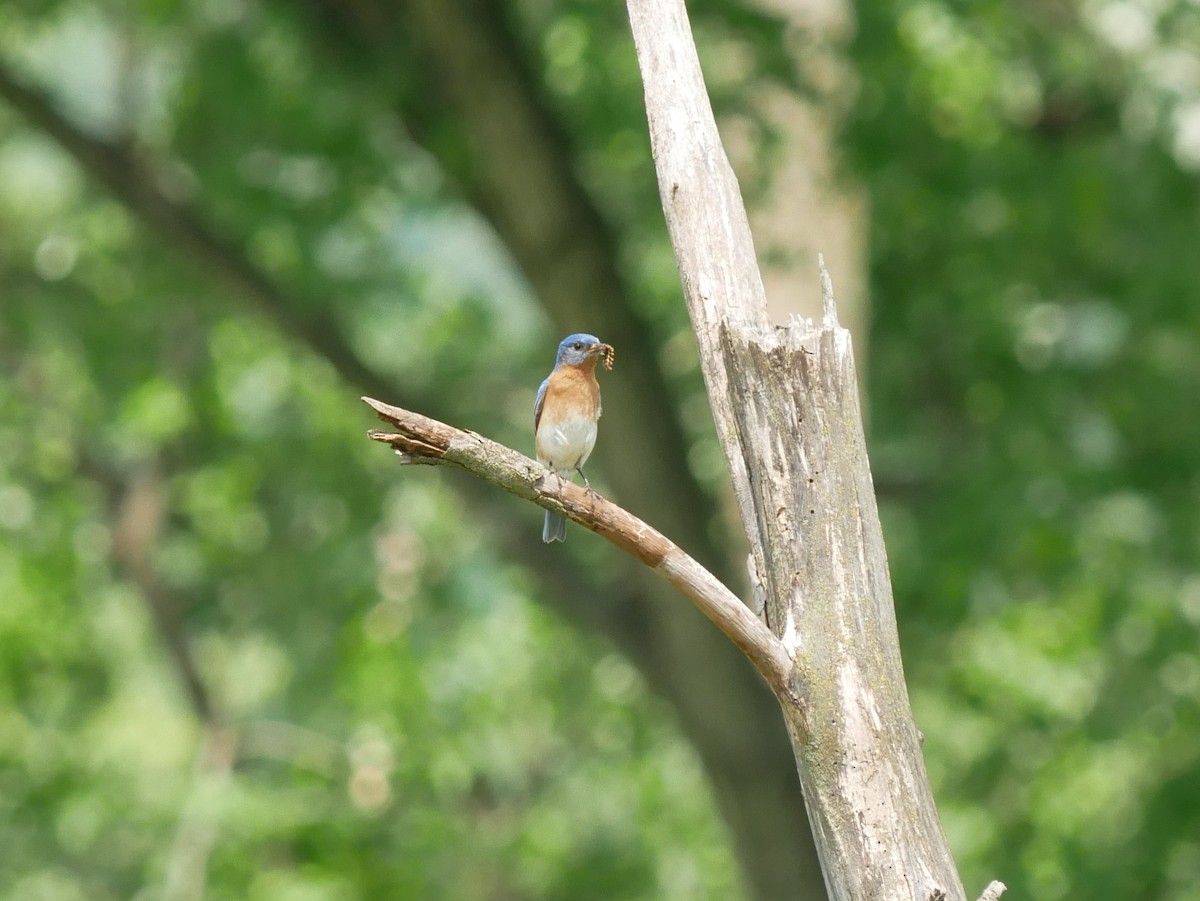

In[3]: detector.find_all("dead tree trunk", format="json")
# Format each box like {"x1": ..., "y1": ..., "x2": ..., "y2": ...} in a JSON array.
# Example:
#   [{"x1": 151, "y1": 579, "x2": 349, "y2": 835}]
[{"x1": 624, "y1": 1, "x2": 1000, "y2": 899}]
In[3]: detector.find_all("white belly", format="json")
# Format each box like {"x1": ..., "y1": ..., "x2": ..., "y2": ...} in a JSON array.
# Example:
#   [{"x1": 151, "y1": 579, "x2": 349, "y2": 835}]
[{"x1": 537, "y1": 414, "x2": 597, "y2": 472}]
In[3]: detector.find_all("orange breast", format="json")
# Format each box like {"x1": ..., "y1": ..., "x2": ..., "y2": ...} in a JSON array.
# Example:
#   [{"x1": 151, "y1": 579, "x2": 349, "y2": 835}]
[{"x1": 539, "y1": 364, "x2": 600, "y2": 426}]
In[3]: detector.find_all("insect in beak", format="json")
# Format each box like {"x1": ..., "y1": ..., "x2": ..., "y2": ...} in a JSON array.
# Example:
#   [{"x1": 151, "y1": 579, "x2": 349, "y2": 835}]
[{"x1": 595, "y1": 343, "x2": 615, "y2": 370}]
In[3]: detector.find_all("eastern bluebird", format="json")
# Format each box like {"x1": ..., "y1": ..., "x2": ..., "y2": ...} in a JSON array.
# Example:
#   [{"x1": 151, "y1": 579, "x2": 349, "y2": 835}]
[{"x1": 534, "y1": 333, "x2": 611, "y2": 543}]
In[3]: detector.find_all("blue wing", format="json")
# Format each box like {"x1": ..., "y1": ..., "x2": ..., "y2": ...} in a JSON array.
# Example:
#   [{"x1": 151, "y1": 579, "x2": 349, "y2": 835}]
[{"x1": 534, "y1": 376, "x2": 550, "y2": 431}]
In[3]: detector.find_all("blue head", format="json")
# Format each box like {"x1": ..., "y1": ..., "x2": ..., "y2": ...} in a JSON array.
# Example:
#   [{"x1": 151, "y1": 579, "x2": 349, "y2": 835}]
[{"x1": 555, "y1": 333, "x2": 606, "y2": 366}]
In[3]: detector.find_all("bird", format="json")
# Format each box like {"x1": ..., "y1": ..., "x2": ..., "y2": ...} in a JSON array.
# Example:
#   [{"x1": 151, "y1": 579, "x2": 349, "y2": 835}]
[{"x1": 534, "y1": 333, "x2": 611, "y2": 543}]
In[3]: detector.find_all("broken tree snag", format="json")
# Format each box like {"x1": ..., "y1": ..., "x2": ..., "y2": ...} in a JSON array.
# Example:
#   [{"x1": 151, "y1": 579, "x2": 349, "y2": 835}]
[
  {"x1": 624, "y1": 0, "x2": 1002, "y2": 897},
  {"x1": 362, "y1": 397, "x2": 793, "y2": 695},
  {"x1": 721, "y1": 303, "x2": 968, "y2": 901}
]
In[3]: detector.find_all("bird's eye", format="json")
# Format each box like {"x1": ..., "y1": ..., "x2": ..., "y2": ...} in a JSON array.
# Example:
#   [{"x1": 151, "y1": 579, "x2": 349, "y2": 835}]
[{"x1": 572, "y1": 342, "x2": 583, "y2": 350}]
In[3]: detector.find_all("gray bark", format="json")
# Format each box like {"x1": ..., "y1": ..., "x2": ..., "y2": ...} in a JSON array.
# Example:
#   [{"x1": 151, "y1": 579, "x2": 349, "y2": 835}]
[{"x1": 624, "y1": 0, "x2": 998, "y2": 898}]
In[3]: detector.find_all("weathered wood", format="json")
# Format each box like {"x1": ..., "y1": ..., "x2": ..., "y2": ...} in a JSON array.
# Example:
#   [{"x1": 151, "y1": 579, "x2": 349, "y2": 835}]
[
  {"x1": 362, "y1": 397, "x2": 793, "y2": 696},
  {"x1": 623, "y1": 0, "x2": 1000, "y2": 899},
  {"x1": 722, "y1": 292, "x2": 968, "y2": 901},
  {"x1": 623, "y1": 0, "x2": 771, "y2": 580}
]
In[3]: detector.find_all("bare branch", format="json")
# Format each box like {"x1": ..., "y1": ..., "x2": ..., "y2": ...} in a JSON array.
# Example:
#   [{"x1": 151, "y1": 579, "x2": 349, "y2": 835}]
[
  {"x1": 311, "y1": 0, "x2": 745, "y2": 583},
  {"x1": 363, "y1": 396, "x2": 794, "y2": 696},
  {"x1": 975, "y1": 881, "x2": 1006, "y2": 901}
]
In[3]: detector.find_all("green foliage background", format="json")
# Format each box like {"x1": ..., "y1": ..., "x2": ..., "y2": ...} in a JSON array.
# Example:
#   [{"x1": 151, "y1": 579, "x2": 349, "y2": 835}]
[{"x1": 2, "y1": 0, "x2": 1199, "y2": 899}]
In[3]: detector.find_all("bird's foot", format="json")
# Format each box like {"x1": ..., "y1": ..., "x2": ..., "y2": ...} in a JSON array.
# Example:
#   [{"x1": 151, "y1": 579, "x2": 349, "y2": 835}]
[{"x1": 577, "y1": 467, "x2": 593, "y2": 496}]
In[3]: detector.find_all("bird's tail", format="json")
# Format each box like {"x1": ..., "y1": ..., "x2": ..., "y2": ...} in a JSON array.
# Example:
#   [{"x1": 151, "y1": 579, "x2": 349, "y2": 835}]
[{"x1": 543, "y1": 510, "x2": 567, "y2": 543}]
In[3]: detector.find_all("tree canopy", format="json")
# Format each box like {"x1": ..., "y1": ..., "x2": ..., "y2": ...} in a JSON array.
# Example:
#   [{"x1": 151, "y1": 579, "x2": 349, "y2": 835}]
[{"x1": 2, "y1": 0, "x2": 1199, "y2": 899}]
